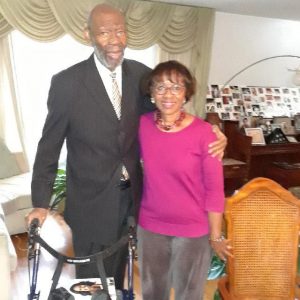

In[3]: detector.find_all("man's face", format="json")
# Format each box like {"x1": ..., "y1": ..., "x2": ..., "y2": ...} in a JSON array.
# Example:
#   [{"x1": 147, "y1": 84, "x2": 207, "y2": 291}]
[{"x1": 88, "y1": 10, "x2": 127, "y2": 71}]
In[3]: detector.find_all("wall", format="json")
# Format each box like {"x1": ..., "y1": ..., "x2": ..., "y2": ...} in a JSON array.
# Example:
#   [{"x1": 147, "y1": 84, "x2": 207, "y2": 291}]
[{"x1": 209, "y1": 12, "x2": 300, "y2": 87}]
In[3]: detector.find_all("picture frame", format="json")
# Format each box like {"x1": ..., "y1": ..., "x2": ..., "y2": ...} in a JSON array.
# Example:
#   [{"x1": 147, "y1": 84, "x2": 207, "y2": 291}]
[
  {"x1": 273, "y1": 116, "x2": 291, "y2": 126},
  {"x1": 294, "y1": 114, "x2": 300, "y2": 131},
  {"x1": 245, "y1": 127, "x2": 266, "y2": 145}
]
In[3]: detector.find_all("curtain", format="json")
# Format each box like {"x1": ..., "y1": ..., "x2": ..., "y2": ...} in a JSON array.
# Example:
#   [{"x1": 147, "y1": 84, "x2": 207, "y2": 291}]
[
  {"x1": 0, "y1": 35, "x2": 29, "y2": 169},
  {"x1": 0, "y1": 0, "x2": 214, "y2": 111},
  {"x1": 0, "y1": 0, "x2": 214, "y2": 160}
]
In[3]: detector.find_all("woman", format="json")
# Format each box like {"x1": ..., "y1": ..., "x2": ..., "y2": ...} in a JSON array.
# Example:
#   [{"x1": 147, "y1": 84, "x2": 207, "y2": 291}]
[
  {"x1": 70, "y1": 280, "x2": 100, "y2": 296},
  {"x1": 138, "y1": 60, "x2": 232, "y2": 300}
]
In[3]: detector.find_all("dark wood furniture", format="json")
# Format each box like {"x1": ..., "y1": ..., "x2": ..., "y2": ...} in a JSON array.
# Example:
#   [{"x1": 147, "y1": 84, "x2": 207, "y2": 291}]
[
  {"x1": 205, "y1": 115, "x2": 253, "y2": 195},
  {"x1": 250, "y1": 143, "x2": 300, "y2": 178},
  {"x1": 250, "y1": 143, "x2": 300, "y2": 188},
  {"x1": 265, "y1": 163, "x2": 300, "y2": 188},
  {"x1": 223, "y1": 120, "x2": 300, "y2": 189},
  {"x1": 222, "y1": 158, "x2": 247, "y2": 179},
  {"x1": 222, "y1": 121, "x2": 252, "y2": 195}
]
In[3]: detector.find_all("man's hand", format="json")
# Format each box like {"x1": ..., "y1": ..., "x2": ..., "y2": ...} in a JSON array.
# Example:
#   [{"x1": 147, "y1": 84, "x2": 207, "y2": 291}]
[
  {"x1": 26, "y1": 208, "x2": 48, "y2": 229},
  {"x1": 208, "y1": 125, "x2": 227, "y2": 160}
]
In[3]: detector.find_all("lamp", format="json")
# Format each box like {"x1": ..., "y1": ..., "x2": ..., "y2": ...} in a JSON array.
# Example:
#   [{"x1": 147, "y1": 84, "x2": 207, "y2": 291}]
[
  {"x1": 221, "y1": 54, "x2": 300, "y2": 89},
  {"x1": 292, "y1": 68, "x2": 300, "y2": 86}
]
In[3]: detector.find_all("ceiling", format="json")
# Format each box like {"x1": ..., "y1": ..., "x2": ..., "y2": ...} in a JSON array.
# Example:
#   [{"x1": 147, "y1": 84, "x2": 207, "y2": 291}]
[{"x1": 149, "y1": 0, "x2": 300, "y2": 22}]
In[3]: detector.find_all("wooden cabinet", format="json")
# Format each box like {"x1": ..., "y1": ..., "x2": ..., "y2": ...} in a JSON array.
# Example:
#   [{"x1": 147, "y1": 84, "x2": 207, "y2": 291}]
[
  {"x1": 223, "y1": 158, "x2": 248, "y2": 179},
  {"x1": 250, "y1": 143, "x2": 300, "y2": 179},
  {"x1": 223, "y1": 120, "x2": 300, "y2": 189},
  {"x1": 222, "y1": 121, "x2": 252, "y2": 195},
  {"x1": 265, "y1": 164, "x2": 300, "y2": 188},
  {"x1": 206, "y1": 116, "x2": 300, "y2": 191},
  {"x1": 250, "y1": 143, "x2": 300, "y2": 188}
]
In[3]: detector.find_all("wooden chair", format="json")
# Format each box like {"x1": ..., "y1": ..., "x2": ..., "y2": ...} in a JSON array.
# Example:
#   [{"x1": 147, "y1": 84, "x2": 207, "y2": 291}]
[{"x1": 218, "y1": 177, "x2": 300, "y2": 299}]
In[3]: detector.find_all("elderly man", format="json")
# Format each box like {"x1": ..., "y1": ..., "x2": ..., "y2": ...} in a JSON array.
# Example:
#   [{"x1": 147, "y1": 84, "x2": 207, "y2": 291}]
[{"x1": 26, "y1": 3, "x2": 227, "y2": 289}]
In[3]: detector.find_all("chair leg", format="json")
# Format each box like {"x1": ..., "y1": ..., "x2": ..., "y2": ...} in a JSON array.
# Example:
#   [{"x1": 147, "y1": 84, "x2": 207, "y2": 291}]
[{"x1": 217, "y1": 276, "x2": 231, "y2": 299}]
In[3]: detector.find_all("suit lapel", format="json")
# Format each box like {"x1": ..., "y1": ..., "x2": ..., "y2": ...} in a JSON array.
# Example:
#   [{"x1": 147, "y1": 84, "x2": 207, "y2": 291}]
[
  {"x1": 83, "y1": 55, "x2": 119, "y2": 121},
  {"x1": 81, "y1": 57, "x2": 138, "y2": 127},
  {"x1": 121, "y1": 60, "x2": 136, "y2": 124}
]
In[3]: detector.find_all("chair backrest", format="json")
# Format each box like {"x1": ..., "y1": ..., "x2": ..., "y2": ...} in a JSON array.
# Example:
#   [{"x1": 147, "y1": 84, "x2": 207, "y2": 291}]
[{"x1": 225, "y1": 177, "x2": 300, "y2": 299}]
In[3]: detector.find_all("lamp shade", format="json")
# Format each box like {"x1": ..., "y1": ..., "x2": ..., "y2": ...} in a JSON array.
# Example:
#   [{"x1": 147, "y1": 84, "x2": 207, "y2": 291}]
[{"x1": 293, "y1": 70, "x2": 300, "y2": 86}]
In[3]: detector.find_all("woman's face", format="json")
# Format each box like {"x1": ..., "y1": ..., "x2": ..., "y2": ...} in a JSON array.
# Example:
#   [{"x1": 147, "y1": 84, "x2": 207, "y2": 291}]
[
  {"x1": 73, "y1": 284, "x2": 99, "y2": 294},
  {"x1": 151, "y1": 74, "x2": 186, "y2": 117}
]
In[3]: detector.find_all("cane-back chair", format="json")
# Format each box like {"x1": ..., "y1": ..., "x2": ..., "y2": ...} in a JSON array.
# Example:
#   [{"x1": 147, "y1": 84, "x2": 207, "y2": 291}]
[{"x1": 218, "y1": 177, "x2": 300, "y2": 300}]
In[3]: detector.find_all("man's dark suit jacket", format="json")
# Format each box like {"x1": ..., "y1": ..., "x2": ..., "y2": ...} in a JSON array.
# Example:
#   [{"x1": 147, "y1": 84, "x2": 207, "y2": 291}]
[{"x1": 31, "y1": 54, "x2": 153, "y2": 245}]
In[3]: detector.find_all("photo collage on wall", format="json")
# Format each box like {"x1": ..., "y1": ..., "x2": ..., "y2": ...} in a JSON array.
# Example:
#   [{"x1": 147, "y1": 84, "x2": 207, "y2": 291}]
[{"x1": 205, "y1": 85, "x2": 300, "y2": 122}]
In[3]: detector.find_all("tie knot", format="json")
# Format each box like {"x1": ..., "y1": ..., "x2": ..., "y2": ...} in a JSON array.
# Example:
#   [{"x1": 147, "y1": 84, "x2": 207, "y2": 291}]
[{"x1": 110, "y1": 72, "x2": 116, "y2": 79}]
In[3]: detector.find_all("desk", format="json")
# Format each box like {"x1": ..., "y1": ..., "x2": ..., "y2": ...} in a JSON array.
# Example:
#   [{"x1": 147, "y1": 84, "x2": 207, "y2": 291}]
[
  {"x1": 251, "y1": 142, "x2": 300, "y2": 156},
  {"x1": 249, "y1": 143, "x2": 300, "y2": 182},
  {"x1": 223, "y1": 158, "x2": 247, "y2": 179},
  {"x1": 222, "y1": 158, "x2": 249, "y2": 196},
  {"x1": 223, "y1": 120, "x2": 300, "y2": 189},
  {"x1": 265, "y1": 163, "x2": 300, "y2": 188}
]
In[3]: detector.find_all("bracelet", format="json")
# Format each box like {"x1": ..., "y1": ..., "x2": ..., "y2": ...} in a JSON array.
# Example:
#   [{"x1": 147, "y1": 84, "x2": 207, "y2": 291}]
[{"x1": 209, "y1": 235, "x2": 225, "y2": 242}]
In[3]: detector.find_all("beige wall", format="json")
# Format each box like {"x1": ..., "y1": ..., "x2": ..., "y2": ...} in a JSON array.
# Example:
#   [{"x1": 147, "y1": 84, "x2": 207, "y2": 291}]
[{"x1": 209, "y1": 12, "x2": 300, "y2": 87}]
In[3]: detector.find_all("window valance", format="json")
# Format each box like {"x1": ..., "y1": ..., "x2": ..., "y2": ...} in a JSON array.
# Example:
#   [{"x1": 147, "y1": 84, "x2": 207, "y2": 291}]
[
  {"x1": 0, "y1": 0, "x2": 213, "y2": 52},
  {"x1": 0, "y1": 0, "x2": 215, "y2": 116}
]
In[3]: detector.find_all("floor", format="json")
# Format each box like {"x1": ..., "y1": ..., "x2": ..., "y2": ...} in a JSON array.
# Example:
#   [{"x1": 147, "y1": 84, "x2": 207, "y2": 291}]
[{"x1": 10, "y1": 212, "x2": 218, "y2": 299}]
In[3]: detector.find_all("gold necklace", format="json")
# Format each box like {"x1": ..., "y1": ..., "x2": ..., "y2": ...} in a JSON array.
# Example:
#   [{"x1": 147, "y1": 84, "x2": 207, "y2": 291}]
[{"x1": 155, "y1": 110, "x2": 186, "y2": 131}]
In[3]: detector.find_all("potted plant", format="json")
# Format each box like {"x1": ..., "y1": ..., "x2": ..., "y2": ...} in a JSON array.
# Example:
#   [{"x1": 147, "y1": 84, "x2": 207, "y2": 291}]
[
  {"x1": 207, "y1": 254, "x2": 226, "y2": 299},
  {"x1": 49, "y1": 168, "x2": 66, "y2": 212}
]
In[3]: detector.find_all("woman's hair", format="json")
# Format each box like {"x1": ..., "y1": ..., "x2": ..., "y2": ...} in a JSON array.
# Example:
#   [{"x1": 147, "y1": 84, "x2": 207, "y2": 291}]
[
  {"x1": 70, "y1": 281, "x2": 98, "y2": 296},
  {"x1": 144, "y1": 60, "x2": 196, "y2": 102}
]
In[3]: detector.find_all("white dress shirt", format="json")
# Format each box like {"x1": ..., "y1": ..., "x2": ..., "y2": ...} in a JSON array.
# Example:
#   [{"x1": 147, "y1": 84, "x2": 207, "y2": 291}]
[{"x1": 94, "y1": 54, "x2": 122, "y2": 103}]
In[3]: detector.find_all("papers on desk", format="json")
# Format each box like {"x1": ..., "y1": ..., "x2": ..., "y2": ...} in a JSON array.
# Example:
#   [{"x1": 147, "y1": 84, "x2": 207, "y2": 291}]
[
  {"x1": 287, "y1": 136, "x2": 298, "y2": 143},
  {"x1": 273, "y1": 161, "x2": 300, "y2": 169},
  {"x1": 222, "y1": 158, "x2": 246, "y2": 166}
]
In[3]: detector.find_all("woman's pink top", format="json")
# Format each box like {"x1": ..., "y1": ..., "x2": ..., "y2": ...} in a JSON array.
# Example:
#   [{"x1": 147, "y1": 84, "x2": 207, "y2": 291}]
[{"x1": 138, "y1": 112, "x2": 225, "y2": 238}]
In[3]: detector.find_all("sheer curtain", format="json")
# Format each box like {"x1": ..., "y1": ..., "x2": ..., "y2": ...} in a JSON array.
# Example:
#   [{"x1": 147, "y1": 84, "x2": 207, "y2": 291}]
[
  {"x1": 0, "y1": 35, "x2": 29, "y2": 169},
  {"x1": 0, "y1": 0, "x2": 215, "y2": 166}
]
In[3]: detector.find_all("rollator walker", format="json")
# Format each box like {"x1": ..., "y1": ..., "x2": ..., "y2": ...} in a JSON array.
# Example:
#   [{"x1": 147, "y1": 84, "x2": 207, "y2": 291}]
[{"x1": 27, "y1": 218, "x2": 137, "y2": 300}]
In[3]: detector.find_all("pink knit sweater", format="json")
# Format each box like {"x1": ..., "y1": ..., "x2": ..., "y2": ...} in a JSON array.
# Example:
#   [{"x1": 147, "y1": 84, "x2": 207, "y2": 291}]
[{"x1": 138, "y1": 112, "x2": 225, "y2": 237}]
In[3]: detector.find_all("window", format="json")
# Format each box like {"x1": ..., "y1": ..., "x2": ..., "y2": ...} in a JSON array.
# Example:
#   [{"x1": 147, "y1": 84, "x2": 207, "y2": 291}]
[{"x1": 10, "y1": 31, "x2": 158, "y2": 166}]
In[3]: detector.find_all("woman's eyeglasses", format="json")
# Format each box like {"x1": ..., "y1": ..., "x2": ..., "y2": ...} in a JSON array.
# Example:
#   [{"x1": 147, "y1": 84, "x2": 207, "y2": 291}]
[{"x1": 154, "y1": 84, "x2": 185, "y2": 95}]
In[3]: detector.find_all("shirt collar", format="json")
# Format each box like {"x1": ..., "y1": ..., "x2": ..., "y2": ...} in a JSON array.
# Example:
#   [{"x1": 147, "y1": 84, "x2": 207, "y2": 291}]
[{"x1": 93, "y1": 53, "x2": 122, "y2": 79}]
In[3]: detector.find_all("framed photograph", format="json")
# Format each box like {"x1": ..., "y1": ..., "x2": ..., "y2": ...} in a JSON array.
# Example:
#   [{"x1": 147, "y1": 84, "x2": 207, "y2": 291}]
[
  {"x1": 239, "y1": 116, "x2": 251, "y2": 129},
  {"x1": 245, "y1": 127, "x2": 266, "y2": 145},
  {"x1": 273, "y1": 116, "x2": 291, "y2": 126},
  {"x1": 294, "y1": 114, "x2": 300, "y2": 131},
  {"x1": 281, "y1": 124, "x2": 296, "y2": 135}
]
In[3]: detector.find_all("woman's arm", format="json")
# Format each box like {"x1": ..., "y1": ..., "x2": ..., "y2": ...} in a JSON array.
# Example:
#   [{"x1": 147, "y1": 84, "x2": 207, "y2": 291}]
[{"x1": 208, "y1": 212, "x2": 233, "y2": 261}]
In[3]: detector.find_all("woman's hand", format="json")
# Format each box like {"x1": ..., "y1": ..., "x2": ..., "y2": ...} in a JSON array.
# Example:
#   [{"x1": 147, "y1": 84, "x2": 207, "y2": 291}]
[
  {"x1": 209, "y1": 237, "x2": 233, "y2": 261},
  {"x1": 208, "y1": 213, "x2": 232, "y2": 261},
  {"x1": 208, "y1": 125, "x2": 227, "y2": 160}
]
